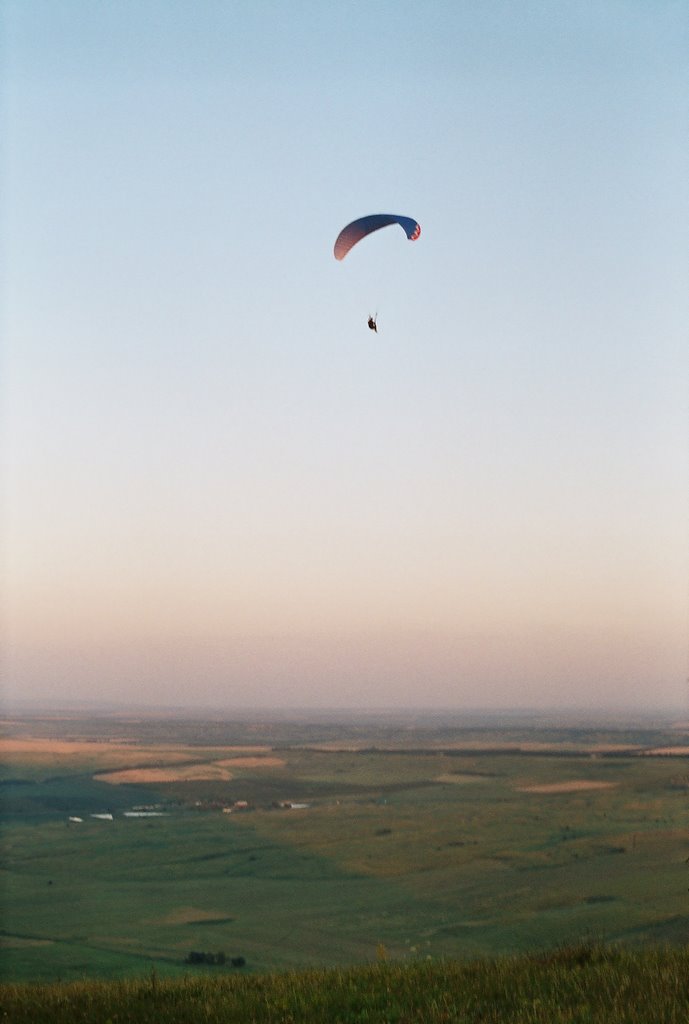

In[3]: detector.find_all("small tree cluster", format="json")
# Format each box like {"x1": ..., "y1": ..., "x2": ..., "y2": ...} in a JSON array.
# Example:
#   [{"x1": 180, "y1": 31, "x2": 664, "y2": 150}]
[
  {"x1": 185, "y1": 951, "x2": 226, "y2": 966},
  {"x1": 184, "y1": 951, "x2": 246, "y2": 967}
]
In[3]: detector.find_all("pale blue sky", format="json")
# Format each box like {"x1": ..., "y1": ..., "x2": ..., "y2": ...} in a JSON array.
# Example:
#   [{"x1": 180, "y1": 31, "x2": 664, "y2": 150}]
[{"x1": 3, "y1": 1, "x2": 688, "y2": 712}]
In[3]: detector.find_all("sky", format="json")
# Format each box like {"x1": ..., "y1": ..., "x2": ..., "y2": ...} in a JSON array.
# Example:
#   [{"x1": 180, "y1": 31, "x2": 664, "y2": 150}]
[{"x1": 2, "y1": 1, "x2": 688, "y2": 714}]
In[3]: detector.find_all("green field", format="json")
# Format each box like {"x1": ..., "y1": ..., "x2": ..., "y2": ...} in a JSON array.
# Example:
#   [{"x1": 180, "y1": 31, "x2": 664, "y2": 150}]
[{"x1": 2, "y1": 713, "x2": 689, "y2": 984}]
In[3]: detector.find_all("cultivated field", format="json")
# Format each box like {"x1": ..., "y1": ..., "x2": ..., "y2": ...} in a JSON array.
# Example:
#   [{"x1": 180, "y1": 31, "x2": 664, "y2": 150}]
[{"x1": 2, "y1": 712, "x2": 689, "y2": 983}]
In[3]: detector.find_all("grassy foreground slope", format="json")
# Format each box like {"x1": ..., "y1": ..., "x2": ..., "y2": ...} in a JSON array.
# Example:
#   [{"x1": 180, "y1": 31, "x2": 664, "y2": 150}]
[{"x1": 2, "y1": 945, "x2": 689, "y2": 1023}]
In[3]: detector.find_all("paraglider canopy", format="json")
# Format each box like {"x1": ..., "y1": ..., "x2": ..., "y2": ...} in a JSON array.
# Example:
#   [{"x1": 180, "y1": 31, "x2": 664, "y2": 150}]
[{"x1": 334, "y1": 214, "x2": 421, "y2": 261}]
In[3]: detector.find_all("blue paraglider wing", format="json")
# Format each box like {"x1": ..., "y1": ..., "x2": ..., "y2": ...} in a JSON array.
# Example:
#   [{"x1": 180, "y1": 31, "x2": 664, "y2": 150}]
[{"x1": 334, "y1": 214, "x2": 421, "y2": 261}]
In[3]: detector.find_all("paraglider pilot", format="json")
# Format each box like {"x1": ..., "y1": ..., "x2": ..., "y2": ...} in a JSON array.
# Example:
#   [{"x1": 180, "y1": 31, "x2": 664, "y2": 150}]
[{"x1": 367, "y1": 316, "x2": 377, "y2": 332}]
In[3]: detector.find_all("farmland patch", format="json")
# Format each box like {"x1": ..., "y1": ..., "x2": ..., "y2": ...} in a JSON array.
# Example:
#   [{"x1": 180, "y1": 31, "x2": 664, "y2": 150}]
[
  {"x1": 95, "y1": 755, "x2": 285, "y2": 785},
  {"x1": 516, "y1": 780, "x2": 617, "y2": 794}
]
